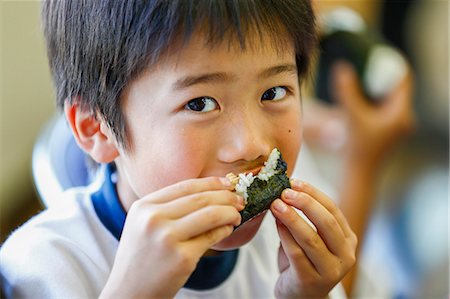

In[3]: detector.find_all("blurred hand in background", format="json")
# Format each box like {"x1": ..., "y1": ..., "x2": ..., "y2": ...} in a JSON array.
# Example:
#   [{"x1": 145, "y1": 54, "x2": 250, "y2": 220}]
[
  {"x1": 303, "y1": 61, "x2": 415, "y2": 163},
  {"x1": 303, "y1": 58, "x2": 416, "y2": 296}
]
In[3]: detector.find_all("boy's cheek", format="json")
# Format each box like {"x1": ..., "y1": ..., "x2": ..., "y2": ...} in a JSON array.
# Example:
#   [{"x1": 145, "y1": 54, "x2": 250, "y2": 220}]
[
  {"x1": 276, "y1": 109, "x2": 303, "y2": 162},
  {"x1": 278, "y1": 126, "x2": 302, "y2": 176},
  {"x1": 120, "y1": 140, "x2": 206, "y2": 198}
]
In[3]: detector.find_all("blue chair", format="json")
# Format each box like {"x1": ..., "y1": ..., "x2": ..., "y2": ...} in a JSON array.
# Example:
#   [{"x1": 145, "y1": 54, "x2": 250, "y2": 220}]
[{"x1": 32, "y1": 114, "x2": 94, "y2": 207}]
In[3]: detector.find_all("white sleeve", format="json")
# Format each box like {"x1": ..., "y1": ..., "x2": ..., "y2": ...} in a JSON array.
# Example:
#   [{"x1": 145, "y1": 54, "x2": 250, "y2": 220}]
[
  {"x1": 1, "y1": 227, "x2": 103, "y2": 298},
  {"x1": 329, "y1": 282, "x2": 348, "y2": 299}
]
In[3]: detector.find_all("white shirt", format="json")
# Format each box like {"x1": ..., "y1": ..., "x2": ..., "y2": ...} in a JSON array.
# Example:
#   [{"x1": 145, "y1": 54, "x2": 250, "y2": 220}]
[{"x1": 1, "y1": 152, "x2": 346, "y2": 298}]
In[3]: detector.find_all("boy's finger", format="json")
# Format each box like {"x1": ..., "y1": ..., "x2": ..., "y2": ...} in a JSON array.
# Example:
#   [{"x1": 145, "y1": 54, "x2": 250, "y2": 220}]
[
  {"x1": 281, "y1": 189, "x2": 346, "y2": 256},
  {"x1": 175, "y1": 205, "x2": 241, "y2": 240},
  {"x1": 278, "y1": 242, "x2": 289, "y2": 273},
  {"x1": 290, "y1": 180, "x2": 353, "y2": 237},
  {"x1": 271, "y1": 199, "x2": 334, "y2": 274},
  {"x1": 142, "y1": 176, "x2": 234, "y2": 204},
  {"x1": 184, "y1": 224, "x2": 234, "y2": 255},
  {"x1": 275, "y1": 219, "x2": 317, "y2": 278},
  {"x1": 161, "y1": 190, "x2": 244, "y2": 219}
]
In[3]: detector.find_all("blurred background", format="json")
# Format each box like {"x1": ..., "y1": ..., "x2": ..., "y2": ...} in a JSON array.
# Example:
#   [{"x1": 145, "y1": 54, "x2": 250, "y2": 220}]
[
  {"x1": 1, "y1": 1, "x2": 54, "y2": 241},
  {"x1": 0, "y1": 0, "x2": 448, "y2": 298},
  {"x1": 305, "y1": 1, "x2": 449, "y2": 298}
]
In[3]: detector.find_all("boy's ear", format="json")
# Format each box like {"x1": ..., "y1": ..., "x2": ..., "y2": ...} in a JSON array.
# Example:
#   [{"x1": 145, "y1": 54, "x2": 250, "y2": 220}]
[{"x1": 64, "y1": 102, "x2": 119, "y2": 163}]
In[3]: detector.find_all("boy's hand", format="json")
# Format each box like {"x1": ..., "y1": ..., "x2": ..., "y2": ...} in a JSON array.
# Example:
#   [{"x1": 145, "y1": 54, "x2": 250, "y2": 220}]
[
  {"x1": 270, "y1": 179, "x2": 357, "y2": 299},
  {"x1": 100, "y1": 177, "x2": 243, "y2": 299}
]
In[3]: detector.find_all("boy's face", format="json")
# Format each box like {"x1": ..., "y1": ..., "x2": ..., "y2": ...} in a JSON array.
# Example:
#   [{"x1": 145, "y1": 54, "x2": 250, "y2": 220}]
[{"x1": 115, "y1": 31, "x2": 302, "y2": 250}]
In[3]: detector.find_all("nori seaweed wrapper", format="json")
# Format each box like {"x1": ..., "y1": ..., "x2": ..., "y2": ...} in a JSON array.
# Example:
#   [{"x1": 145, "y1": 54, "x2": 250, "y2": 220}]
[{"x1": 238, "y1": 153, "x2": 291, "y2": 226}]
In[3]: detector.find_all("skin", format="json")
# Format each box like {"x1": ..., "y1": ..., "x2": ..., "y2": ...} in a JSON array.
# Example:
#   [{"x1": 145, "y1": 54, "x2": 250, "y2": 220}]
[{"x1": 66, "y1": 31, "x2": 357, "y2": 298}]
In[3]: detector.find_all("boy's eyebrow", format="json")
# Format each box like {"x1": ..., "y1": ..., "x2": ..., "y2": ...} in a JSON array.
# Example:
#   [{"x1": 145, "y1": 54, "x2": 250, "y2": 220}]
[
  {"x1": 173, "y1": 72, "x2": 235, "y2": 90},
  {"x1": 258, "y1": 64, "x2": 298, "y2": 79},
  {"x1": 173, "y1": 64, "x2": 298, "y2": 91}
]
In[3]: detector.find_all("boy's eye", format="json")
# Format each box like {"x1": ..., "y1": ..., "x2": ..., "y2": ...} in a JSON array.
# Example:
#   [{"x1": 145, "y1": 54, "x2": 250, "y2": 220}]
[
  {"x1": 185, "y1": 97, "x2": 219, "y2": 112},
  {"x1": 261, "y1": 86, "x2": 287, "y2": 101}
]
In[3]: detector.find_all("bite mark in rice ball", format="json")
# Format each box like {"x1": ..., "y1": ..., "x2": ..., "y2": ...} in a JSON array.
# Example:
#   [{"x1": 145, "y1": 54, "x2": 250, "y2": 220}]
[{"x1": 227, "y1": 148, "x2": 291, "y2": 227}]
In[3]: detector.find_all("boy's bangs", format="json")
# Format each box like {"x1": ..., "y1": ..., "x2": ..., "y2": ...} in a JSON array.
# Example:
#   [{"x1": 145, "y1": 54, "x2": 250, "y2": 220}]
[
  {"x1": 150, "y1": 0, "x2": 316, "y2": 77},
  {"x1": 184, "y1": 2, "x2": 286, "y2": 51}
]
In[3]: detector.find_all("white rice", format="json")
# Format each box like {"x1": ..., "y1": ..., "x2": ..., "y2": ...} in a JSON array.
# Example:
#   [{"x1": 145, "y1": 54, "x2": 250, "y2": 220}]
[
  {"x1": 235, "y1": 148, "x2": 281, "y2": 203},
  {"x1": 257, "y1": 148, "x2": 280, "y2": 181}
]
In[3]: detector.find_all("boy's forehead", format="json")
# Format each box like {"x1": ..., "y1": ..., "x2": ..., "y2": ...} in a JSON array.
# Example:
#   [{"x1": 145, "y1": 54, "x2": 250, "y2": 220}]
[{"x1": 159, "y1": 28, "x2": 296, "y2": 69}]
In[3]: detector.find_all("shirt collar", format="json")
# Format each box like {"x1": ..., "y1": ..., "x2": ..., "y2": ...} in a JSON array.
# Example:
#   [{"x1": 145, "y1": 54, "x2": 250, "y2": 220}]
[
  {"x1": 90, "y1": 163, "x2": 239, "y2": 290},
  {"x1": 91, "y1": 163, "x2": 126, "y2": 240}
]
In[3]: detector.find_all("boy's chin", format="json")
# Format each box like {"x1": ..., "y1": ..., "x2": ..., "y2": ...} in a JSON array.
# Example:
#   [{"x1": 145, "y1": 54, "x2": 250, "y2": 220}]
[{"x1": 210, "y1": 212, "x2": 267, "y2": 251}]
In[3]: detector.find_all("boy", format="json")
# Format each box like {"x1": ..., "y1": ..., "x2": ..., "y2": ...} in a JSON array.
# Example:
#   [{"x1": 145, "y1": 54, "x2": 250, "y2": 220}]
[{"x1": 1, "y1": 1, "x2": 357, "y2": 298}]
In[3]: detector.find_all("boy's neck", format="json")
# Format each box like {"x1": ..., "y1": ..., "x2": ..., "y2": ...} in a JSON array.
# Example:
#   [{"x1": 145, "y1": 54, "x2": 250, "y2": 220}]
[{"x1": 204, "y1": 249, "x2": 222, "y2": 257}]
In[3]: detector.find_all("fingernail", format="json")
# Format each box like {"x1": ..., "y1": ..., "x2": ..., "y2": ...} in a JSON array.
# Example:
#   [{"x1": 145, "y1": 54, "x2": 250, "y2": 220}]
[
  {"x1": 273, "y1": 199, "x2": 288, "y2": 213},
  {"x1": 290, "y1": 178, "x2": 303, "y2": 189},
  {"x1": 284, "y1": 188, "x2": 296, "y2": 199},
  {"x1": 221, "y1": 177, "x2": 232, "y2": 187}
]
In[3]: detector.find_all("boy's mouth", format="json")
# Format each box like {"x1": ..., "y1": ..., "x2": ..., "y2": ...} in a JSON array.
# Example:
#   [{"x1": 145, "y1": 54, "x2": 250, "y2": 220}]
[
  {"x1": 227, "y1": 148, "x2": 290, "y2": 226},
  {"x1": 228, "y1": 166, "x2": 262, "y2": 175},
  {"x1": 248, "y1": 167, "x2": 262, "y2": 176},
  {"x1": 236, "y1": 167, "x2": 262, "y2": 178},
  {"x1": 225, "y1": 167, "x2": 263, "y2": 186}
]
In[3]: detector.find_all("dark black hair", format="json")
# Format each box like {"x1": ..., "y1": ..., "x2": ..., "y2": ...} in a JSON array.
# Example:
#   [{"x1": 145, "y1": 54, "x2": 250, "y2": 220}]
[{"x1": 42, "y1": 0, "x2": 316, "y2": 149}]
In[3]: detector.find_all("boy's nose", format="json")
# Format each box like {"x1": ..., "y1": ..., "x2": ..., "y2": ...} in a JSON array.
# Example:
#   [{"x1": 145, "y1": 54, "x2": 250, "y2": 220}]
[{"x1": 217, "y1": 112, "x2": 272, "y2": 164}]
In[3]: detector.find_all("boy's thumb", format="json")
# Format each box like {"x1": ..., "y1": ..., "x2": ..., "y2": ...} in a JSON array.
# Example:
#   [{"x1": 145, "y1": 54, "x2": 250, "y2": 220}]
[{"x1": 331, "y1": 61, "x2": 367, "y2": 112}]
